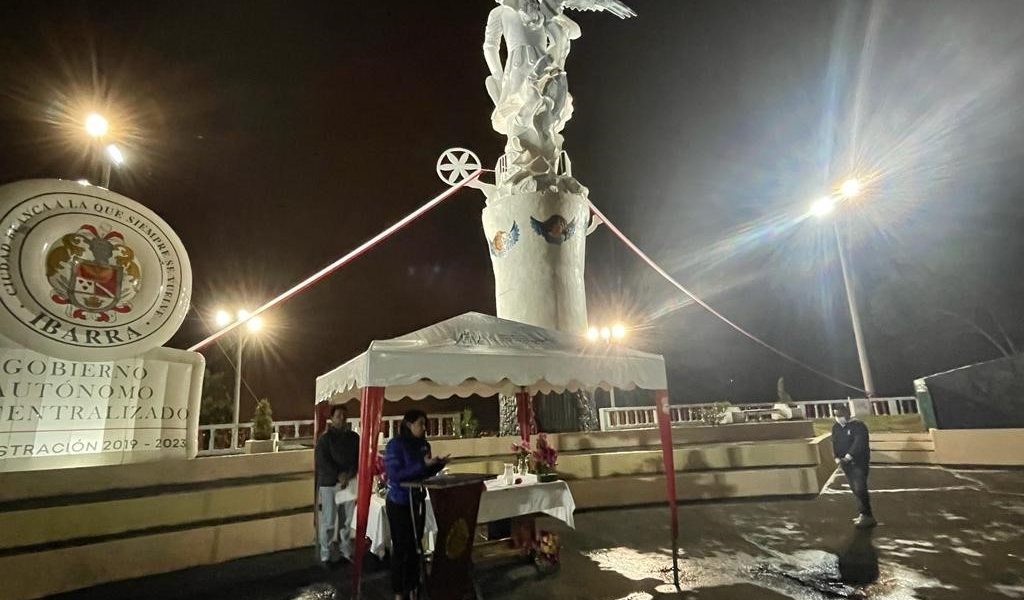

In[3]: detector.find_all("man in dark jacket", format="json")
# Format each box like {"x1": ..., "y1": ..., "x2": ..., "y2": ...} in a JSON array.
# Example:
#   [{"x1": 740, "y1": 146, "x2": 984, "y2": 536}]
[
  {"x1": 832, "y1": 405, "x2": 875, "y2": 528},
  {"x1": 315, "y1": 405, "x2": 360, "y2": 564}
]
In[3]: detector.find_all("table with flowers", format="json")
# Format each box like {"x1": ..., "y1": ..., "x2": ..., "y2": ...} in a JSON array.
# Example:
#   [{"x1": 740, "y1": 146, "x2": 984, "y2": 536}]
[{"x1": 364, "y1": 473, "x2": 576, "y2": 558}]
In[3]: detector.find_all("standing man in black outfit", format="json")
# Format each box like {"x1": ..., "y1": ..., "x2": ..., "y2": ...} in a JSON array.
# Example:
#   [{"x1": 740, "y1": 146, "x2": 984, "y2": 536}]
[
  {"x1": 832, "y1": 405, "x2": 876, "y2": 528},
  {"x1": 315, "y1": 405, "x2": 360, "y2": 565}
]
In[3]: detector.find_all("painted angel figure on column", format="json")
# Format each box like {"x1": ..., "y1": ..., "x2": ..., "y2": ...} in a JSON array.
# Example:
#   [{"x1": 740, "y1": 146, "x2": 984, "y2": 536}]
[{"x1": 483, "y1": 0, "x2": 635, "y2": 194}]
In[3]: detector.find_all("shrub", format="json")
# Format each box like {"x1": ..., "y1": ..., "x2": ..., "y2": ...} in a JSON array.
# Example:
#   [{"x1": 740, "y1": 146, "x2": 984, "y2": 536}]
[
  {"x1": 252, "y1": 398, "x2": 274, "y2": 441},
  {"x1": 700, "y1": 402, "x2": 731, "y2": 427},
  {"x1": 458, "y1": 408, "x2": 479, "y2": 438}
]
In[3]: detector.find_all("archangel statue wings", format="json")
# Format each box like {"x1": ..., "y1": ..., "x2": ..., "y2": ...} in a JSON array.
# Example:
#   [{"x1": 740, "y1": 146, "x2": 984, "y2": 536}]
[{"x1": 556, "y1": 0, "x2": 636, "y2": 19}]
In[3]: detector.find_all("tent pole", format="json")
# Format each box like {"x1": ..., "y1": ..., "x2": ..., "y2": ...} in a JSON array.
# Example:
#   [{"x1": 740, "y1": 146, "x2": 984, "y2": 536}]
[
  {"x1": 654, "y1": 390, "x2": 680, "y2": 590},
  {"x1": 353, "y1": 387, "x2": 385, "y2": 599},
  {"x1": 313, "y1": 401, "x2": 331, "y2": 563}
]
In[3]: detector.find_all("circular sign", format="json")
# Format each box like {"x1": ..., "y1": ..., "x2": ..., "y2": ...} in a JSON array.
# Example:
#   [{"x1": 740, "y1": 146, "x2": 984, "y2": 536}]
[
  {"x1": 436, "y1": 148, "x2": 482, "y2": 186},
  {"x1": 0, "y1": 179, "x2": 192, "y2": 361}
]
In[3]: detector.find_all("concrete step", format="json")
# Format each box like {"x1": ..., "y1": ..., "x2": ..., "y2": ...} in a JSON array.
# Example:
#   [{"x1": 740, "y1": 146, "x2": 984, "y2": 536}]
[
  {"x1": 567, "y1": 465, "x2": 826, "y2": 509},
  {"x1": 447, "y1": 439, "x2": 822, "y2": 480},
  {"x1": 0, "y1": 474, "x2": 312, "y2": 551},
  {"x1": 0, "y1": 512, "x2": 311, "y2": 600},
  {"x1": 871, "y1": 450, "x2": 938, "y2": 464},
  {"x1": 430, "y1": 421, "x2": 815, "y2": 459},
  {"x1": 871, "y1": 433, "x2": 933, "y2": 442},
  {"x1": 870, "y1": 440, "x2": 936, "y2": 452}
]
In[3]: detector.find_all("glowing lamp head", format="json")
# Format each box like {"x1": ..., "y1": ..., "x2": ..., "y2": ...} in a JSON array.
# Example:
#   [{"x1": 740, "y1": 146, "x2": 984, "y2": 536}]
[
  {"x1": 810, "y1": 196, "x2": 835, "y2": 218},
  {"x1": 84, "y1": 113, "x2": 109, "y2": 138},
  {"x1": 839, "y1": 178, "x2": 861, "y2": 199},
  {"x1": 214, "y1": 309, "x2": 232, "y2": 327},
  {"x1": 586, "y1": 327, "x2": 599, "y2": 341},
  {"x1": 611, "y1": 324, "x2": 626, "y2": 340},
  {"x1": 105, "y1": 144, "x2": 125, "y2": 166},
  {"x1": 246, "y1": 316, "x2": 263, "y2": 333}
]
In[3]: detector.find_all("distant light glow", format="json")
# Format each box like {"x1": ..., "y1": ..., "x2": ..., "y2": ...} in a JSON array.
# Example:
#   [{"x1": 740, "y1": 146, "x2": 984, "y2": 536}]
[
  {"x1": 76, "y1": 179, "x2": 91, "y2": 186},
  {"x1": 236, "y1": 309, "x2": 250, "y2": 322},
  {"x1": 600, "y1": 327, "x2": 611, "y2": 340},
  {"x1": 84, "y1": 113, "x2": 108, "y2": 138},
  {"x1": 246, "y1": 316, "x2": 263, "y2": 333},
  {"x1": 810, "y1": 196, "x2": 835, "y2": 217},
  {"x1": 586, "y1": 326, "x2": 599, "y2": 341},
  {"x1": 839, "y1": 178, "x2": 861, "y2": 198},
  {"x1": 105, "y1": 144, "x2": 125, "y2": 165},
  {"x1": 214, "y1": 309, "x2": 232, "y2": 327},
  {"x1": 611, "y1": 324, "x2": 626, "y2": 339}
]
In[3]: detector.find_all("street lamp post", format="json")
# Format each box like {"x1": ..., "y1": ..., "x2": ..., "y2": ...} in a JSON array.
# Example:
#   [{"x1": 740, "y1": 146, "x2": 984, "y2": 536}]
[
  {"x1": 232, "y1": 332, "x2": 246, "y2": 449},
  {"x1": 215, "y1": 309, "x2": 263, "y2": 450},
  {"x1": 103, "y1": 143, "x2": 125, "y2": 188},
  {"x1": 83, "y1": 113, "x2": 125, "y2": 189},
  {"x1": 586, "y1": 323, "x2": 627, "y2": 407},
  {"x1": 811, "y1": 178, "x2": 876, "y2": 399},
  {"x1": 832, "y1": 220, "x2": 876, "y2": 398}
]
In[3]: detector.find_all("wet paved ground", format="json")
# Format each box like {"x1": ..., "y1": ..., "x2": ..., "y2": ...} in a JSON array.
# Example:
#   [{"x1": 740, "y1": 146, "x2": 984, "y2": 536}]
[{"x1": 52, "y1": 466, "x2": 1024, "y2": 600}]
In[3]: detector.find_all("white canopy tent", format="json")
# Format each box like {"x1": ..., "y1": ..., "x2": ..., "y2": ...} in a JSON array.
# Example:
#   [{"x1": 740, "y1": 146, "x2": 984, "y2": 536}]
[
  {"x1": 315, "y1": 311, "x2": 668, "y2": 404},
  {"x1": 313, "y1": 312, "x2": 679, "y2": 596}
]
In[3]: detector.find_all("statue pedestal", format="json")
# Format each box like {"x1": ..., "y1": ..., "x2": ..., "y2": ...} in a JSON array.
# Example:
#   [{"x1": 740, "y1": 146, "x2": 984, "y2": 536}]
[{"x1": 482, "y1": 190, "x2": 589, "y2": 334}]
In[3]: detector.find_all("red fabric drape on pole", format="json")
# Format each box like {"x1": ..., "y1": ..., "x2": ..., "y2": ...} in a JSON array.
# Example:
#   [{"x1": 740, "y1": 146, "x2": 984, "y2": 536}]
[
  {"x1": 313, "y1": 400, "x2": 331, "y2": 440},
  {"x1": 352, "y1": 386, "x2": 385, "y2": 599},
  {"x1": 515, "y1": 390, "x2": 533, "y2": 444},
  {"x1": 654, "y1": 390, "x2": 680, "y2": 589}
]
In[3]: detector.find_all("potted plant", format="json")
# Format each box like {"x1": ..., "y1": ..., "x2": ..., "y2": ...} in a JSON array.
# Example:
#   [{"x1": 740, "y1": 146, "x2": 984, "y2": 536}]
[
  {"x1": 244, "y1": 398, "x2": 277, "y2": 454},
  {"x1": 458, "y1": 408, "x2": 479, "y2": 438}
]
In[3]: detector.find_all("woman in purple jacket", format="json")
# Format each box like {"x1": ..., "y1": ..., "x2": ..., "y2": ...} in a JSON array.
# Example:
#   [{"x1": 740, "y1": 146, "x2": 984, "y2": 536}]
[{"x1": 384, "y1": 409, "x2": 449, "y2": 600}]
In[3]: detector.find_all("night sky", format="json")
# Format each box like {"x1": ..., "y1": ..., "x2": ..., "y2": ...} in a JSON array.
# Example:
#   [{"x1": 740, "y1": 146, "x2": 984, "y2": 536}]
[{"x1": 1, "y1": 1, "x2": 1023, "y2": 420}]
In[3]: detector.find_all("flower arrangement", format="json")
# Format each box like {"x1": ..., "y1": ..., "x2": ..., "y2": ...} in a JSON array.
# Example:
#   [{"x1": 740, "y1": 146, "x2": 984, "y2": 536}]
[
  {"x1": 511, "y1": 434, "x2": 558, "y2": 480},
  {"x1": 533, "y1": 434, "x2": 558, "y2": 476},
  {"x1": 372, "y1": 454, "x2": 388, "y2": 497},
  {"x1": 535, "y1": 530, "x2": 560, "y2": 572}
]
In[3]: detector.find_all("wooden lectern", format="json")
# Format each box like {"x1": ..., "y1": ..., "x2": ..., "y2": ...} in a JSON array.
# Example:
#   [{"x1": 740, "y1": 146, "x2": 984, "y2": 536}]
[{"x1": 401, "y1": 474, "x2": 493, "y2": 600}]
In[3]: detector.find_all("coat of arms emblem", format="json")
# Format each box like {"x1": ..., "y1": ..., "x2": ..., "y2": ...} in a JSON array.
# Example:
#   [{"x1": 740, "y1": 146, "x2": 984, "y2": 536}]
[{"x1": 45, "y1": 224, "x2": 141, "y2": 322}]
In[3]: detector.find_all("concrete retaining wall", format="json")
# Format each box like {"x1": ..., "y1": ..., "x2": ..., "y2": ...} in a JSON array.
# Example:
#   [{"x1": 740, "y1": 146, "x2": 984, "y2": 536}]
[
  {"x1": 0, "y1": 422, "x2": 817, "y2": 599},
  {"x1": 0, "y1": 451, "x2": 314, "y2": 600},
  {"x1": 868, "y1": 429, "x2": 1024, "y2": 466}
]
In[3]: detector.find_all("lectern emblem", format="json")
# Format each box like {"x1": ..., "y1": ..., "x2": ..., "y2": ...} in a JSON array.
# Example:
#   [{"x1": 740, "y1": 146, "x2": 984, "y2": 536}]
[{"x1": 445, "y1": 518, "x2": 470, "y2": 559}]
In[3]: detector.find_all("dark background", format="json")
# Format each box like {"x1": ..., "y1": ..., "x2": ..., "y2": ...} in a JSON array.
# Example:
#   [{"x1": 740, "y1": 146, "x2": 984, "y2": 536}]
[{"x1": 1, "y1": 1, "x2": 1022, "y2": 420}]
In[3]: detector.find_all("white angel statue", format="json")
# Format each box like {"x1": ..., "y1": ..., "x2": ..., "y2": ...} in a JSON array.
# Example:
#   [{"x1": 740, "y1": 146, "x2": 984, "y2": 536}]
[{"x1": 483, "y1": 0, "x2": 635, "y2": 193}]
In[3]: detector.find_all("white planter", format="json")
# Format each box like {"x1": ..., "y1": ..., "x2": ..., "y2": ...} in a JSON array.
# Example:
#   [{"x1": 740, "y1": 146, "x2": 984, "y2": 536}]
[{"x1": 244, "y1": 435, "x2": 278, "y2": 454}]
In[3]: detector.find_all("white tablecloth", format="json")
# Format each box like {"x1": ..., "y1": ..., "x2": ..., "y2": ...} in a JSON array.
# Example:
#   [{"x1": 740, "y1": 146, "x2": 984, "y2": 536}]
[{"x1": 365, "y1": 477, "x2": 576, "y2": 558}]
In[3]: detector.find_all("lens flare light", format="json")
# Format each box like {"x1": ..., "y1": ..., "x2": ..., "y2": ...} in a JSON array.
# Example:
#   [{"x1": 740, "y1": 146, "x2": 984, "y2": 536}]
[{"x1": 810, "y1": 196, "x2": 835, "y2": 217}]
